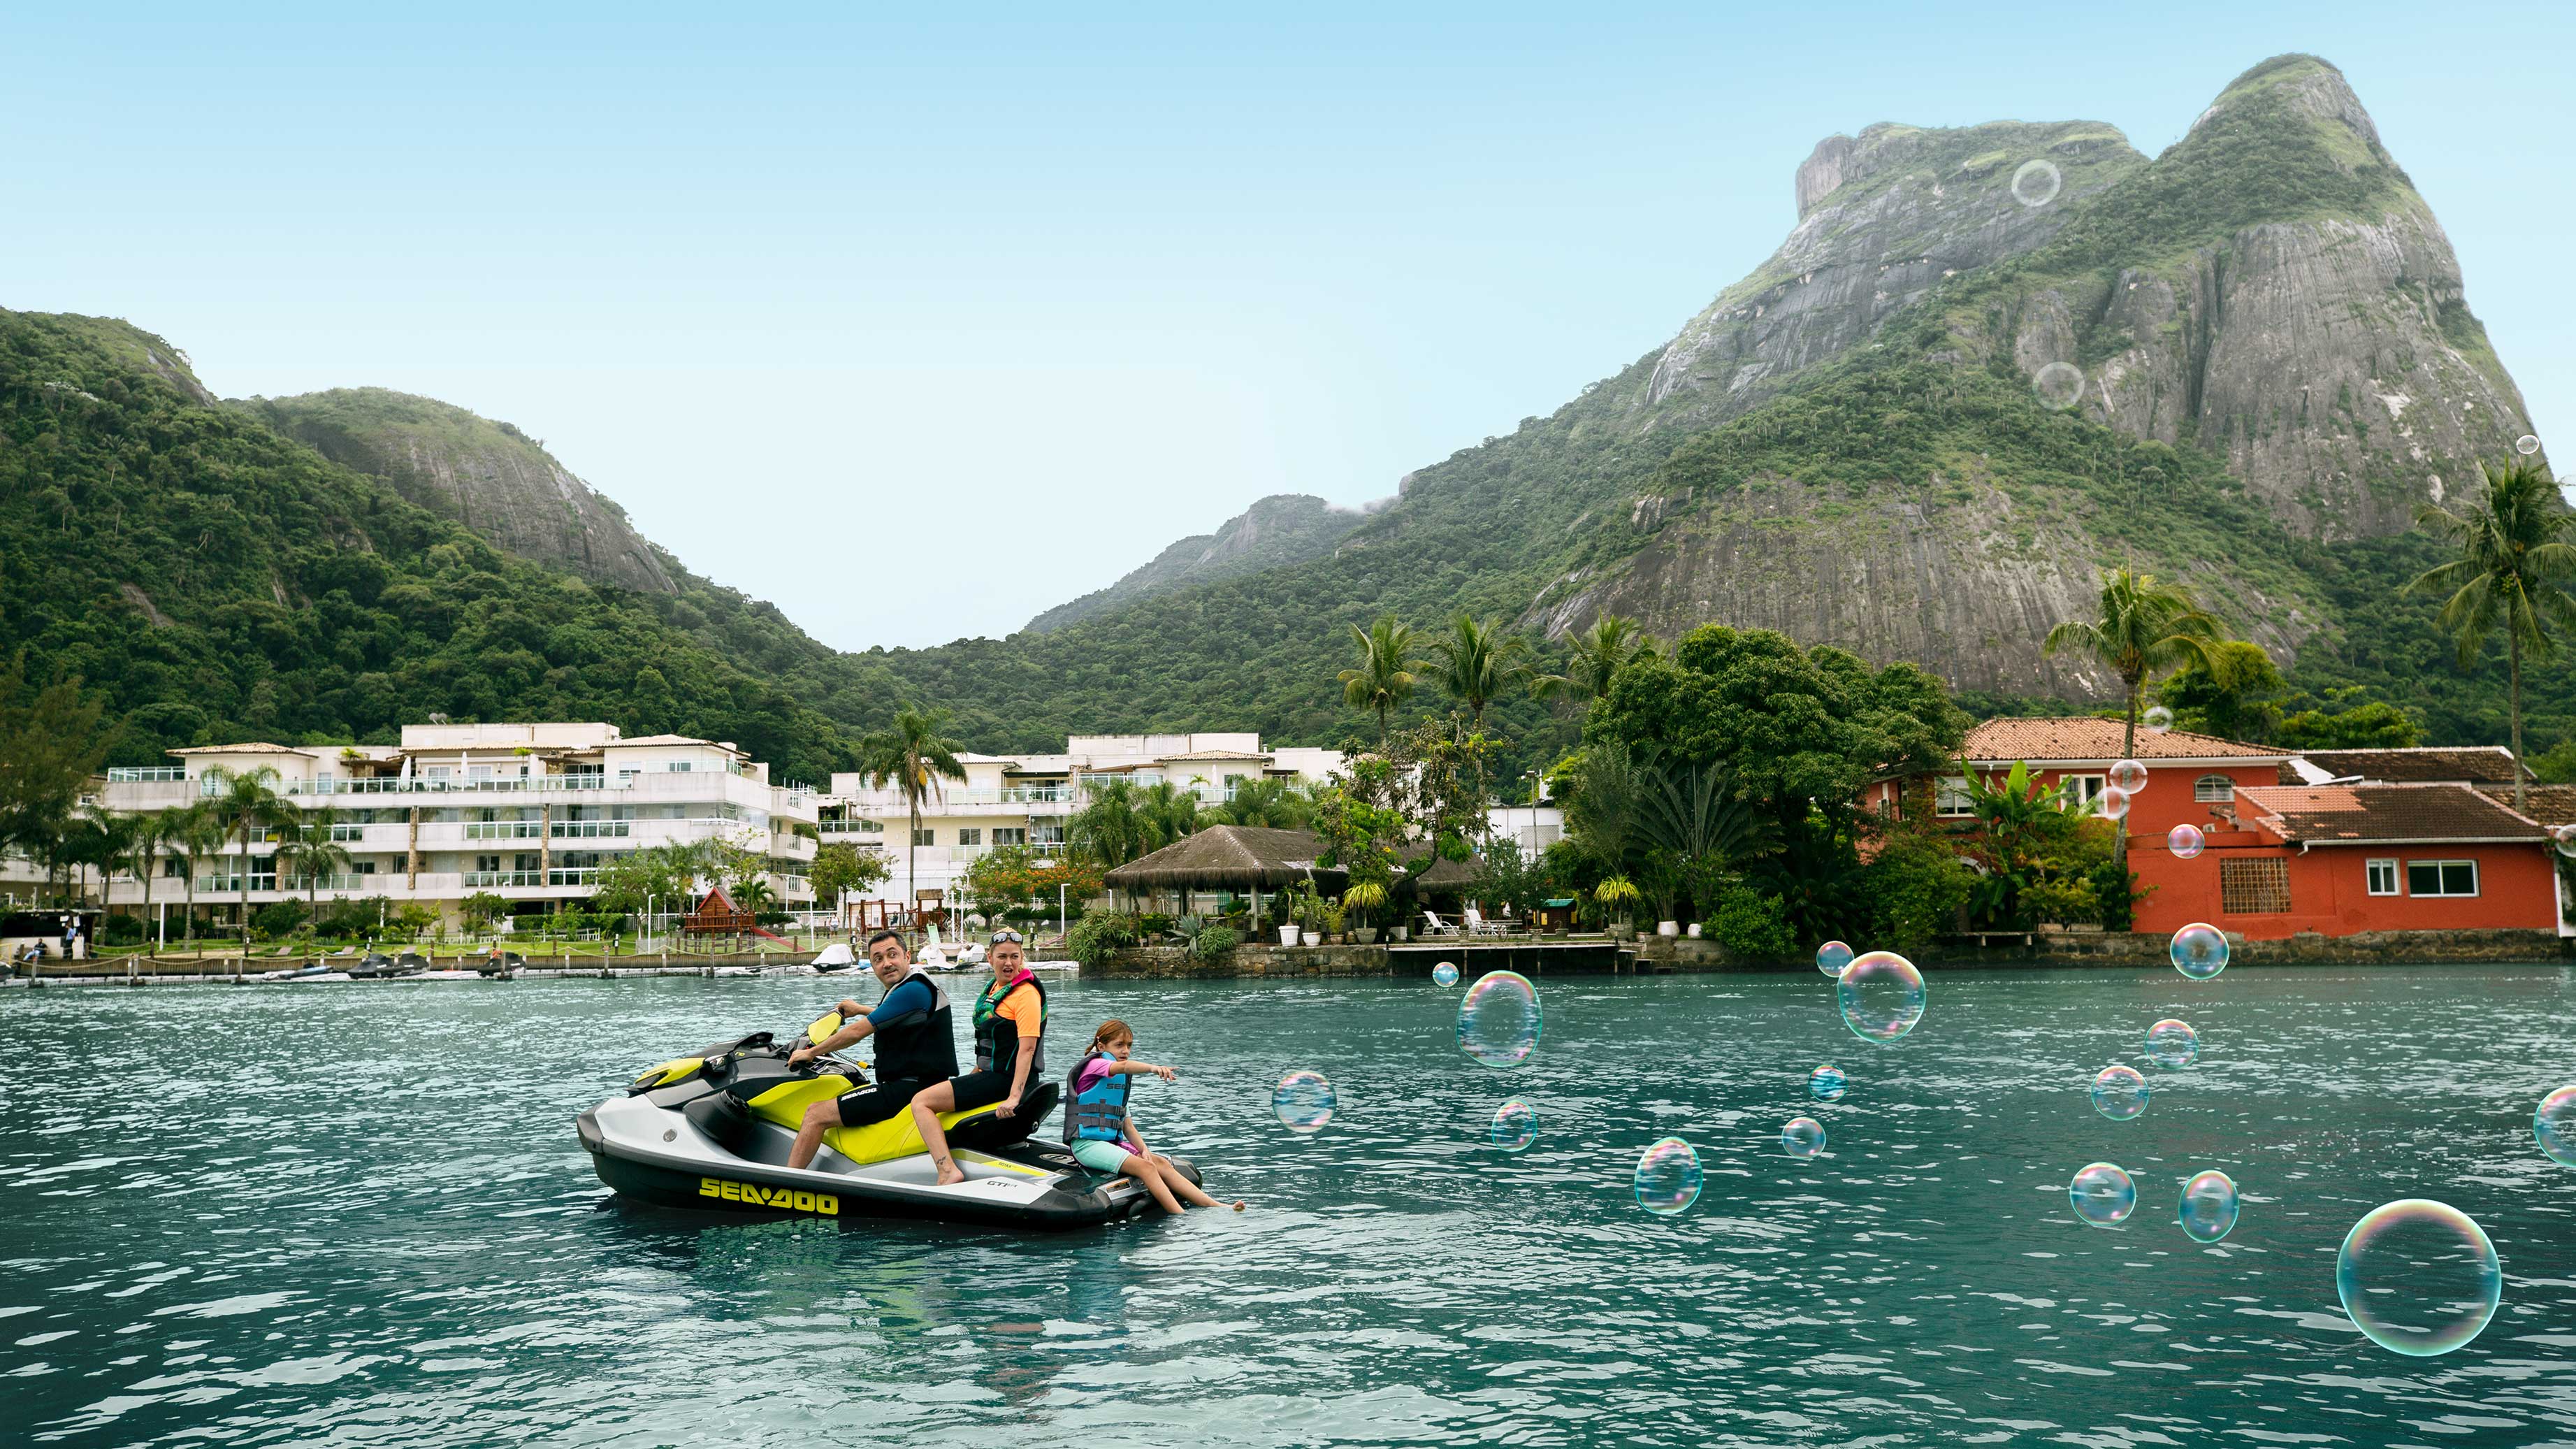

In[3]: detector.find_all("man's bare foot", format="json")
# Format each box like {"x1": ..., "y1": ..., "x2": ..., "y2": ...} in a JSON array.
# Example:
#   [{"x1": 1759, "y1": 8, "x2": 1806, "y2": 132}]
[{"x1": 933, "y1": 1159, "x2": 966, "y2": 1186}]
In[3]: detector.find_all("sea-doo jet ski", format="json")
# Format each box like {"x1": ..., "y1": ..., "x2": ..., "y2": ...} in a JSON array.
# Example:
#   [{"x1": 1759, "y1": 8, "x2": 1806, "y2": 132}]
[{"x1": 579, "y1": 1010, "x2": 1199, "y2": 1229}]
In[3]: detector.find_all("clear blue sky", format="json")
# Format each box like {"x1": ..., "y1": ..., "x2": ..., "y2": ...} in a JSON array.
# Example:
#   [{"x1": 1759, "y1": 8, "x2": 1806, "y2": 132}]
[{"x1": 8, "y1": 3, "x2": 2569, "y2": 649}]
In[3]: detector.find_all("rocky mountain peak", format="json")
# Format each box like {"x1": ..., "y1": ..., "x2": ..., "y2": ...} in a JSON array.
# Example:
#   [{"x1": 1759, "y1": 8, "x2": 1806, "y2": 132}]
[{"x1": 2191, "y1": 54, "x2": 2384, "y2": 160}]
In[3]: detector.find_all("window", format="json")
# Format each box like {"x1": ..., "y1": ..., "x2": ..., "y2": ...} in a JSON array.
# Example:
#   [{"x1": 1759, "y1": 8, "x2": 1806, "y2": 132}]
[
  {"x1": 1032, "y1": 824, "x2": 1064, "y2": 846},
  {"x1": 2194, "y1": 774, "x2": 2236, "y2": 804},
  {"x1": 514, "y1": 853, "x2": 540, "y2": 872},
  {"x1": 475, "y1": 855, "x2": 500, "y2": 874},
  {"x1": 2366, "y1": 859, "x2": 2399, "y2": 896},
  {"x1": 162, "y1": 857, "x2": 185, "y2": 878},
  {"x1": 1936, "y1": 777, "x2": 1974, "y2": 818},
  {"x1": 2220, "y1": 858, "x2": 2292, "y2": 914},
  {"x1": 355, "y1": 861, "x2": 376, "y2": 875},
  {"x1": 2062, "y1": 774, "x2": 2106, "y2": 807},
  {"x1": 993, "y1": 827, "x2": 1026, "y2": 847},
  {"x1": 957, "y1": 828, "x2": 983, "y2": 846},
  {"x1": 667, "y1": 760, "x2": 693, "y2": 772},
  {"x1": 2407, "y1": 860, "x2": 2479, "y2": 897},
  {"x1": 913, "y1": 828, "x2": 935, "y2": 847}
]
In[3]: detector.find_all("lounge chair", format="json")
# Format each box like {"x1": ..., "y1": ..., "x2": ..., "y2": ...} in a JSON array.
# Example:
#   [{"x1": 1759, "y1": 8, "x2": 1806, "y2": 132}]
[
  {"x1": 1418, "y1": 911, "x2": 1462, "y2": 939},
  {"x1": 1463, "y1": 909, "x2": 1514, "y2": 937}
]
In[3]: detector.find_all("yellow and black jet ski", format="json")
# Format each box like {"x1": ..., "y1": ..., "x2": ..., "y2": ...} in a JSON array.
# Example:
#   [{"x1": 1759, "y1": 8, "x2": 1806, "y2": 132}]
[{"x1": 577, "y1": 1011, "x2": 1200, "y2": 1229}]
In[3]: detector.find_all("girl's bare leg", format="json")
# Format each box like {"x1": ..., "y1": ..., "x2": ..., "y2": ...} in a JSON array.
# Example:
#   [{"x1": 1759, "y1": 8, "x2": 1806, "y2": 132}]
[
  {"x1": 1155, "y1": 1160, "x2": 1237, "y2": 1211},
  {"x1": 1122, "y1": 1157, "x2": 1184, "y2": 1215}
]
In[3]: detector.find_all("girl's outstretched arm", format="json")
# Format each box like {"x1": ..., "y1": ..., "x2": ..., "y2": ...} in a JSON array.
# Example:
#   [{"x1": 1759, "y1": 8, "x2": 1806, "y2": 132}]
[{"x1": 1100, "y1": 1059, "x2": 1177, "y2": 1081}]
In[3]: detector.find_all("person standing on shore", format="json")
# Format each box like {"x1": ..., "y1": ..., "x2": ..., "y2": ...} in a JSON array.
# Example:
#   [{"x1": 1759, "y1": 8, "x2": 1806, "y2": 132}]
[{"x1": 905, "y1": 929, "x2": 1046, "y2": 1185}]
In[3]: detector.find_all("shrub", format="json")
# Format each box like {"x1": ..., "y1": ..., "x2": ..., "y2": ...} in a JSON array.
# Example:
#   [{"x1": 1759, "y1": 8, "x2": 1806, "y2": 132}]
[
  {"x1": 316, "y1": 896, "x2": 390, "y2": 939},
  {"x1": 1189, "y1": 926, "x2": 1240, "y2": 962},
  {"x1": 100, "y1": 914, "x2": 146, "y2": 946},
  {"x1": 1065, "y1": 911, "x2": 1143, "y2": 968},
  {"x1": 2022, "y1": 877, "x2": 2100, "y2": 926},
  {"x1": 1711, "y1": 887, "x2": 1796, "y2": 960},
  {"x1": 252, "y1": 898, "x2": 310, "y2": 941},
  {"x1": 1860, "y1": 837, "x2": 1976, "y2": 954}
]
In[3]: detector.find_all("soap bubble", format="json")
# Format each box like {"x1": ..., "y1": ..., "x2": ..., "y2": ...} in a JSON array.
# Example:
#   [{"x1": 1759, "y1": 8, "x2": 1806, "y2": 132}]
[
  {"x1": 2336, "y1": 1199, "x2": 2502, "y2": 1357},
  {"x1": 1490, "y1": 1097, "x2": 1537, "y2": 1153},
  {"x1": 2178, "y1": 1169, "x2": 2240, "y2": 1243},
  {"x1": 2011, "y1": 158, "x2": 2062, "y2": 207},
  {"x1": 2554, "y1": 823, "x2": 2576, "y2": 859},
  {"x1": 2171, "y1": 922, "x2": 2229, "y2": 979},
  {"x1": 2518, "y1": 433, "x2": 2541, "y2": 456},
  {"x1": 2034, "y1": 361, "x2": 2085, "y2": 410},
  {"x1": 1272, "y1": 1069, "x2": 1336, "y2": 1134},
  {"x1": 1458, "y1": 969, "x2": 1542, "y2": 1067},
  {"x1": 2535, "y1": 1085, "x2": 2576, "y2": 1167},
  {"x1": 1837, "y1": 951, "x2": 1926, "y2": 1044},
  {"x1": 1634, "y1": 1137, "x2": 1704, "y2": 1216},
  {"x1": 2091, "y1": 1063, "x2": 2150, "y2": 1120},
  {"x1": 2167, "y1": 823, "x2": 2205, "y2": 859},
  {"x1": 2142, "y1": 705, "x2": 2175, "y2": 733},
  {"x1": 1431, "y1": 961, "x2": 1459, "y2": 988},
  {"x1": 1816, "y1": 939, "x2": 1855, "y2": 977},
  {"x1": 1809, "y1": 1063, "x2": 1847, "y2": 1101},
  {"x1": 2144, "y1": 1018, "x2": 2199, "y2": 1069},
  {"x1": 2069, "y1": 1162, "x2": 2136, "y2": 1227},
  {"x1": 2095, "y1": 784, "x2": 2133, "y2": 821},
  {"x1": 2108, "y1": 758, "x2": 2148, "y2": 793},
  {"x1": 1783, "y1": 1116, "x2": 1827, "y2": 1159}
]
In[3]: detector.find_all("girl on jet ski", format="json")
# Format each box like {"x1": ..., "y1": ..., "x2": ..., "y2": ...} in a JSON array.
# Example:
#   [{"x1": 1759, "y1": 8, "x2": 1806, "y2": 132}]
[{"x1": 1062, "y1": 1019, "x2": 1243, "y2": 1217}]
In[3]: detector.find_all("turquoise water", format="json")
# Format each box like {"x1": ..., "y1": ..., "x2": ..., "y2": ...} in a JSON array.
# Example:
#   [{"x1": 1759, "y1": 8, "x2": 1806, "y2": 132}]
[{"x1": 7, "y1": 967, "x2": 2576, "y2": 1446}]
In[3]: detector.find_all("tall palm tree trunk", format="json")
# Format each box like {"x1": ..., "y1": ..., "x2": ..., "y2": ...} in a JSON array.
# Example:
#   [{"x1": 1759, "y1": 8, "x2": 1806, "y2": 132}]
[
  {"x1": 2114, "y1": 672, "x2": 2142, "y2": 872},
  {"x1": 2510, "y1": 630, "x2": 2526, "y2": 814},
  {"x1": 239, "y1": 832, "x2": 253, "y2": 945}
]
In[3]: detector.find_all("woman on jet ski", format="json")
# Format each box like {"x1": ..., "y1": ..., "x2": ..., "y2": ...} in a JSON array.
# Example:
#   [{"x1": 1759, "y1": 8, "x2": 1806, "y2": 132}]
[{"x1": 1063, "y1": 1019, "x2": 1243, "y2": 1216}]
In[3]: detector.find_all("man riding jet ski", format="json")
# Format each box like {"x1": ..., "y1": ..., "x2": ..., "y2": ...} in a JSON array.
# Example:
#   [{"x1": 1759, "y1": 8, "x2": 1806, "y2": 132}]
[{"x1": 577, "y1": 928, "x2": 1201, "y2": 1228}]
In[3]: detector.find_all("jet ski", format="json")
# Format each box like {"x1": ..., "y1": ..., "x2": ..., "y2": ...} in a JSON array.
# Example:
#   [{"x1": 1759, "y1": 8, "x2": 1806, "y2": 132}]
[{"x1": 577, "y1": 1010, "x2": 1201, "y2": 1230}]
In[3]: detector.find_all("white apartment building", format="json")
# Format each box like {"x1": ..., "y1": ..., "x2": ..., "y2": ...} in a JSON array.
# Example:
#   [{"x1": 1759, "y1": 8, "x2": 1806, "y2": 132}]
[
  {"x1": 74, "y1": 721, "x2": 817, "y2": 927},
  {"x1": 822, "y1": 733, "x2": 1343, "y2": 905}
]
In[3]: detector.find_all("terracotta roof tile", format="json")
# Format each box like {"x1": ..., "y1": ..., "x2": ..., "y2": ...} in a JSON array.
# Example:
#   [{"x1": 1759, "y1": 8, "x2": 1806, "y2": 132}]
[
  {"x1": 2236, "y1": 783, "x2": 2549, "y2": 844},
  {"x1": 2476, "y1": 783, "x2": 2576, "y2": 828},
  {"x1": 1961, "y1": 717, "x2": 2283, "y2": 765},
  {"x1": 2296, "y1": 747, "x2": 2531, "y2": 784}
]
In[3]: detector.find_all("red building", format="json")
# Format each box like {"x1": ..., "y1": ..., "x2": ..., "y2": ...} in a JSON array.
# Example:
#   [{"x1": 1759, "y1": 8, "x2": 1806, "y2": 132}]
[{"x1": 1873, "y1": 718, "x2": 2569, "y2": 940}]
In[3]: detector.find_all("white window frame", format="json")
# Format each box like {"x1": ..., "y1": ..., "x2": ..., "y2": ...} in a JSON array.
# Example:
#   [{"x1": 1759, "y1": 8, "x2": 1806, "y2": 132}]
[
  {"x1": 912, "y1": 828, "x2": 935, "y2": 848},
  {"x1": 2062, "y1": 774, "x2": 2107, "y2": 808},
  {"x1": 666, "y1": 760, "x2": 693, "y2": 773},
  {"x1": 2365, "y1": 858, "x2": 2399, "y2": 896},
  {"x1": 2406, "y1": 859, "x2": 2479, "y2": 897},
  {"x1": 957, "y1": 828, "x2": 983, "y2": 846},
  {"x1": 2194, "y1": 774, "x2": 2236, "y2": 804},
  {"x1": 992, "y1": 827, "x2": 1027, "y2": 847},
  {"x1": 1935, "y1": 777, "x2": 1974, "y2": 818}
]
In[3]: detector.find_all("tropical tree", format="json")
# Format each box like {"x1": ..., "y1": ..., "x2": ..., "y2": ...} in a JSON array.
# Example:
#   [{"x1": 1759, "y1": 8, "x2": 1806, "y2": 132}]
[
  {"x1": 1208, "y1": 775, "x2": 1312, "y2": 830},
  {"x1": 809, "y1": 840, "x2": 892, "y2": 910},
  {"x1": 1069, "y1": 778, "x2": 1155, "y2": 868},
  {"x1": 1337, "y1": 616, "x2": 1417, "y2": 742},
  {"x1": 852, "y1": 705, "x2": 967, "y2": 911},
  {"x1": 0, "y1": 661, "x2": 115, "y2": 895},
  {"x1": 1636, "y1": 762, "x2": 1779, "y2": 914},
  {"x1": 2043, "y1": 569, "x2": 2221, "y2": 870},
  {"x1": 281, "y1": 808, "x2": 356, "y2": 913},
  {"x1": 1139, "y1": 779, "x2": 1201, "y2": 847},
  {"x1": 171, "y1": 803, "x2": 225, "y2": 943},
  {"x1": 66, "y1": 804, "x2": 136, "y2": 909},
  {"x1": 2405, "y1": 459, "x2": 2576, "y2": 813},
  {"x1": 1425, "y1": 612, "x2": 1535, "y2": 734},
  {"x1": 204, "y1": 767, "x2": 298, "y2": 944},
  {"x1": 127, "y1": 805, "x2": 187, "y2": 939},
  {"x1": 1540, "y1": 614, "x2": 1658, "y2": 702}
]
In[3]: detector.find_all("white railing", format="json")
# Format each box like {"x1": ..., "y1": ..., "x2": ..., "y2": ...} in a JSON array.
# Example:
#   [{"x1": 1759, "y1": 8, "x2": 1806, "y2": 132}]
[
  {"x1": 549, "y1": 820, "x2": 630, "y2": 839},
  {"x1": 283, "y1": 775, "x2": 624, "y2": 796},
  {"x1": 838, "y1": 786, "x2": 1090, "y2": 810},
  {"x1": 198, "y1": 875, "x2": 277, "y2": 893},
  {"x1": 281, "y1": 873, "x2": 371, "y2": 892},
  {"x1": 108, "y1": 766, "x2": 186, "y2": 781},
  {"x1": 546, "y1": 867, "x2": 598, "y2": 886},
  {"x1": 328, "y1": 823, "x2": 368, "y2": 842},
  {"x1": 464, "y1": 870, "x2": 547, "y2": 888},
  {"x1": 465, "y1": 821, "x2": 545, "y2": 840}
]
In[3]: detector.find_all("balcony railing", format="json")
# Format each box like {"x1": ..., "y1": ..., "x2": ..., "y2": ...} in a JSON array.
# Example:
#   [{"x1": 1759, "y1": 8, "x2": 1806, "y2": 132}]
[
  {"x1": 281, "y1": 775, "x2": 624, "y2": 796},
  {"x1": 328, "y1": 823, "x2": 368, "y2": 842},
  {"x1": 819, "y1": 821, "x2": 885, "y2": 835},
  {"x1": 282, "y1": 873, "x2": 372, "y2": 892},
  {"x1": 464, "y1": 821, "x2": 545, "y2": 840},
  {"x1": 837, "y1": 786, "x2": 1088, "y2": 809},
  {"x1": 108, "y1": 766, "x2": 187, "y2": 782},
  {"x1": 546, "y1": 867, "x2": 599, "y2": 886},
  {"x1": 463, "y1": 870, "x2": 547, "y2": 888},
  {"x1": 549, "y1": 820, "x2": 630, "y2": 839},
  {"x1": 198, "y1": 875, "x2": 278, "y2": 893}
]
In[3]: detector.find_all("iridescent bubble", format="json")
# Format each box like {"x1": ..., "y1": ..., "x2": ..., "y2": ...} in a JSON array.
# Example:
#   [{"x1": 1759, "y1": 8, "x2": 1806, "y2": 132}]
[
  {"x1": 1634, "y1": 1137, "x2": 1704, "y2": 1216},
  {"x1": 2011, "y1": 158, "x2": 2062, "y2": 208},
  {"x1": 1809, "y1": 1063, "x2": 1847, "y2": 1101},
  {"x1": 2034, "y1": 361, "x2": 2085, "y2": 410},
  {"x1": 2144, "y1": 1018, "x2": 2199, "y2": 1069},
  {"x1": 2171, "y1": 922, "x2": 2229, "y2": 979},
  {"x1": 2535, "y1": 1085, "x2": 2576, "y2": 1167},
  {"x1": 2518, "y1": 433, "x2": 2542, "y2": 456},
  {"x1": 2070, "y1": 1161, "x2": 2136, "y2": 1227},
  {"x1": 1272, "y1": 1069, "x2": 1336, "y2": 1135},
  {"x1": 2336, "y1": 1199, "x2": 2502, "y2": 1357},
  {"x1": 1783, "y1": 1116, "x2": 1827, "y2": 1160},
  {"x1": 2142, "y1": 705, "x2": 2175, "y2": 733},
  {"x1": 1816, "y1": 939, "x2": 1855, "y2": 978},
  {"x1": 2178, "y1": 1169, "x2": 2240, "y2": 1243},
  {"x1": 1836, "y1": 951, "x2": 1926, "y2": 1044},
  {"x1": 2554, "y1": 823, "x2": 2576, "y2": 860},
  {"x1": 1490, "y1": 1097, "x2": 1537, "y2": 1153},
  {"x1": 2108, "y1": 758, "x2": 2148, "y2": 793},
  {"x1": 2091, "y1": 1063, "x2": 2150, "y2": 1120},
  {"x1": 1431, "y1": 961, "x2": 1459, "y2": 988},
  {"x1": 2167, "y1": 823, "x2": 2205, "y2": 859},
  {"x1": 1457, "y1": 969, "x2": 1542, "y2": 1067},
  {"x1": 2095, "y1": 784, "x2": 2133, "y2": 821}
]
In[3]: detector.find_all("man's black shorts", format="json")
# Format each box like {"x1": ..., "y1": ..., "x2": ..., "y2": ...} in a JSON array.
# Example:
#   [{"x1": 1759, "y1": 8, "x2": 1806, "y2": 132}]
[
  {"x1": 947, "y1": 1069, "x2": 1016, "y2": 1112},
  {"x1": 834, "y1": 1077, "x2": 928, "y2": 1126}
]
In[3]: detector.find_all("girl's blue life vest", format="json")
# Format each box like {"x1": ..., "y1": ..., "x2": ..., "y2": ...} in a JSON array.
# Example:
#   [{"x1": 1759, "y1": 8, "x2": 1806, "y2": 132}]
[{"x1": 1062, "y1": 1050, "x2": 1134, "y2": 1144}]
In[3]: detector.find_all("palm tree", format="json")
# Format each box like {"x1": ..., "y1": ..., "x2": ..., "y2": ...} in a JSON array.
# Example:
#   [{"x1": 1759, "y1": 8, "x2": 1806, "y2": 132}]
[
  {"x1": 282, "y1": 807, "x2": 356, "y2": 914},
  {"x1": 204, "y1": 767, "x2": 298, "y2": 944},
  {"x1": 2043, "y1": 568, "x2": 2222, "y2": 873},
  {"x1": 171, "y1": 803, "x2": 225, "y2": 944},
  {"x1": 2406, "y1": 459, "x2": 2576, "y2": 814},
  {"x1": 67, "y1": 805, "x2": 136, "y2": 909},
  {"x1": 1540, "y1": 614, "x2": 1658, "y2": 702},
  {"x1": 128, "y1": 806, "x2": 185, "y2": 940},
  {"x1": 1210, "y1": 775, "x2": 1312, "y2": 830},
  {"x1": 1070, "y1": 778, "x2": 1154, "y2": 870},
  {"x1": 1338, "y1": 617, "x2": 1417, "y2": 742},
  {"x1": 1140, "y1": 779, "x2": 1201, "y2": 851},
  {"x1": 853, "y1": 705, "x2": 967, "y2": 914},
  {"x1": 1425, "y1": 612, "x2": 1536, "y2": 733}
]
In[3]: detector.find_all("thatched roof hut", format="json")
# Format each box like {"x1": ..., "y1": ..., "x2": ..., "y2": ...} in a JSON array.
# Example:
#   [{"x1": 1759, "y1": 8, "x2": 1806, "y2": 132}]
[{"x1": 1104, "y1": 826, "x2": 1347, "y2": 894}]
